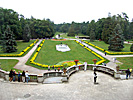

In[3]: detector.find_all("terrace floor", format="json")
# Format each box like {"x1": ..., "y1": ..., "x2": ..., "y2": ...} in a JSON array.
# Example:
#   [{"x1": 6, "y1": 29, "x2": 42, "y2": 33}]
[{"x1": 0, "y1": 70, "x2": 133, "y2": 100}]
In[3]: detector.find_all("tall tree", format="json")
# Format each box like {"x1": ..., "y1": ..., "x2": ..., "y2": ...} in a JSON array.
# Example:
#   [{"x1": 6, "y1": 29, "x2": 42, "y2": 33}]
[
  {"x1": 1, "y1": 25, "x2": 17, "y2": 53},
  {"x1": 23, "y1": 24, "x2": 31, "y2": 42},
  {"x1": 108, "y1": 24, "x2": 124, "y2": 51},
  {"x1": 129, "y1": 20, "x2": 133, "y2": 39},
  {"x1": 102, "y1": 17, "x2": 114, "y2": 44},
  {"x1": 90, "y1": 28, "x2": 95, "y2": 42}
]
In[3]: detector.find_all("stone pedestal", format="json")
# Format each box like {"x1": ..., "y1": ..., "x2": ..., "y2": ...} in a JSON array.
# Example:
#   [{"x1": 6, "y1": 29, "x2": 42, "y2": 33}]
[
  {"x1": 61, "y1": 74, "x2": 68, "y2": 82},
  {"x1": 37, "y1": 74, "x2": 43, "y2": 83},
  {"x1": 114, "y1": 72, "x2": 120, "y2": 79}
]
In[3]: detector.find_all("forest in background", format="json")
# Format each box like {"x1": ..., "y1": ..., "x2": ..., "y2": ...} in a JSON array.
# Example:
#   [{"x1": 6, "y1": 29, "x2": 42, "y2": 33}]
[{"x1": 0, "y1": 7, "x2": 133, "y2": 43}]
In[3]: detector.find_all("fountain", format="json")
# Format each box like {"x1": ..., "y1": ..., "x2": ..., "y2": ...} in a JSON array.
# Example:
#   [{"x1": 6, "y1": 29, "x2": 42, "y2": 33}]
[{"x1": 56, "y1": 44, "x2": 71, "y2": 52}]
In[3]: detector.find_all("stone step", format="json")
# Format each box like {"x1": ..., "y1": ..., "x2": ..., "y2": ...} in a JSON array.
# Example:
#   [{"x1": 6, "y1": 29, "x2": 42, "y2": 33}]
[{"x1": 43, "y1": 77, "x2": 63, "y2": 84}]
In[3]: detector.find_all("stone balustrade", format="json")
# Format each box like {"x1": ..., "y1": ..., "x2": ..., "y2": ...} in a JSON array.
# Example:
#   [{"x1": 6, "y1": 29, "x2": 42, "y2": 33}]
[{"x1": 0, "y1": 65, "x2": 131, "y2": 83}]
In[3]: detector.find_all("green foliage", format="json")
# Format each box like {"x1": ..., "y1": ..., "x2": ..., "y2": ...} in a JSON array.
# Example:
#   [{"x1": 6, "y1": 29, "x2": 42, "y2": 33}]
[
  {"x1": 117, "y1": 57, "x2": 133, "y2": 69},
  {"x1": 34, "y1": 40, "x2": 100, "y2": 65},
  {"x1": 108, "y1": 24, "x2": 124, "y2": 51},
  {"x1": 23, "y1": 24, "x2": 31, "y2": 42},
  {"x1": 90, "y1": 28, "x2": 95, "y2": 42},
  {"x1": 130, "y1": 44, "x2": 133, "y2": 52},
  {"x1": 129, "y1": 21, "x2": 133, "y2": 39},
  {"x1": 0, "y1": 59, "x2": 19, "y2": 72},
  {"x1": 1, "y1": 25, "x2": 17, "y2": 53}
]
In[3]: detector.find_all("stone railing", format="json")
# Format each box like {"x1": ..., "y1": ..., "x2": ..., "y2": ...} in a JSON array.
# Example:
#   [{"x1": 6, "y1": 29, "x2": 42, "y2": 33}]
[{"x1": 0, "y1": 65, "x2": 129, "y2": 83}]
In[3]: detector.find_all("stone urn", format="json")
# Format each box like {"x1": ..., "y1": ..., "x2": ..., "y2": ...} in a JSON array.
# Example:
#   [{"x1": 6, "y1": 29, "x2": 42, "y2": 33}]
[
  {"x1": 116, "y1": 66, "x2": 120, "y2": 72},
  {"x1": 63, "y1": 68, "x2": 67, "y2": 75}
]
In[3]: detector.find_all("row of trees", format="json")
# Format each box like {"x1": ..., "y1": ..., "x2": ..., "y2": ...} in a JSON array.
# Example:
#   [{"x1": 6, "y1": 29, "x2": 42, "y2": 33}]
[
  {"x1": 0, "y1": 7, "x2": 133, "y2": 52},
  {"x1": 0, "y1": 7, "x2": 54, "y2": 52},
  {"x1": 0, "y1": 7, "x2": 55, "y2": 41},
  {"x1": 55, "y1": 13, "x2": 133, "y2": 42}
]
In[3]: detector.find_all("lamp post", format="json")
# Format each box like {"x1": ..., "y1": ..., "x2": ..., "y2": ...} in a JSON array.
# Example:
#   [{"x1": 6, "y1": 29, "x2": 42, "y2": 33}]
[{"x1": 74, "y1": 60, "x2": 79, "y2": 71}]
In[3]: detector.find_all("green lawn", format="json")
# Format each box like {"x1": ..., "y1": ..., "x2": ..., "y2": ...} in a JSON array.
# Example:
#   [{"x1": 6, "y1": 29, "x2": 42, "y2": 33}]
[
  {"x1": 117, "y1": 57, "x2": 133, "y2": 69},
  {"x1": 86, "y1": 40, "x2": 132, "y2": 52},
  {"x1": 35, "y1": 40, "x2": 101, "y2": 65},
  {"x1": 0, "y1": 59, "x2": 19, "y2": 72},
  {"x1": 0, "y1": 40, "x2": 35, "y2": 55}
]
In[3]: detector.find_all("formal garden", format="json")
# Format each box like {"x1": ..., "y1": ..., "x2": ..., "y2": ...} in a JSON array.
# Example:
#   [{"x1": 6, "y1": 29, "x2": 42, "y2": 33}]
[{"x1": 0, "y1": 7, "x2": 133, "y2": 73}]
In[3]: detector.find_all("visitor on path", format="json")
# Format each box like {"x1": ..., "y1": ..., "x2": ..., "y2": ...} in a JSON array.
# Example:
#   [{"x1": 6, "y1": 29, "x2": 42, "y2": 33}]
[
  {"x1": 105, "y1": 52, "x2": 106, "y2": 56},
  {"x1": 48, "y1": 66, "x2": 50, "y2": 71},
  {"x1": 55, "y1": 68, "x2": 56, "y2": 71},
  {"x1": 52, "y1": 66, "x2": 54, "y2": 70},
  {"x1": 18, "y1": 71, "x2": 21, "y2": 82},
  {"x1": 25, "y1": 71, "x2": 30, "y2": 83},
  {"x1": 22, "y1": 70, "x2": 25, "y2": 83},
  {"x1": 129, "y1": 67, "x2": 132, "y2": 78},
  {"x1": 94, "y1": 71, "x2": 97, "y2": 84},
  {"x1": 126, "y1": 68, "x2": 130, "y2": 79},
  {"x1": 84, "y1": 61, "x2": 87, "y2": 71},
  {"x1": 13, "y1": 70, "x2": 16, "y2": 82},
  {"x1": 9, "y1": 69, "x2": 13, "y2": 82},
  {"x1": 113, "y1": 57, "x2": 116, "y2": 63}
]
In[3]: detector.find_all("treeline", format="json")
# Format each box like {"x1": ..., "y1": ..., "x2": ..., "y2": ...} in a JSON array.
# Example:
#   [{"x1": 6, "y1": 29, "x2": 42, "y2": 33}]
[
  {"x1": 0, "y1": 7, "x2": 54, "y2": 40},
  {"x1": 55, "y1": 13, "x2": 133, "y2": 43},
  {"x1": 0, "y1": 7, "x2": 133, "y2": 44}
]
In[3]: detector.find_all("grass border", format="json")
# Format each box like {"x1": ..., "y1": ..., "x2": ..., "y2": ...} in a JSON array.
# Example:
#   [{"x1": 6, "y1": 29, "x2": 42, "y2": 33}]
[
  {"x1": 82, "y1": 40, "x2": 133, "y2": 55},
  {"x1": 0, "y1": 39, "x2": 38, "y2": 57}
]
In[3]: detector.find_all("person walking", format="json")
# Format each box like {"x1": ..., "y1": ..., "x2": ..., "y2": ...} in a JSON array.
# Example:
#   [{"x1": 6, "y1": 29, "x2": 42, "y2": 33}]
[
  {"x1": 105, "y1": 52, "x2": 106, "y2": 56},
  {"x1": 18, "y1": 71, "x2": 21, "y2": 82},
  {"x1": 114, "y1": 57, "x2": 116, "y2": 63},
  {"x1": 13, "y1": 70, "x2": 16, "y2": 82},
  {"x1": 22, "y1": 70, "x2": 25, "y2": 83},
  {"x1": 25, "y1": 71, "x2": 29, "y2": 83},
  {"x1": 129, "y1": 67, "x2": 132, "y2": 78},
  {"x1": 48, "y1": 66, "x2": 50, "y2": 71},
  {"x1": 9, "y1": 69, "x2": 13, "y2": 82},
  {"x1": 126, "y1": 68, "x2": 130, "y2": 79},
  {"x1": 94, "y1": 71, "x2": 97, "y2": 84}
]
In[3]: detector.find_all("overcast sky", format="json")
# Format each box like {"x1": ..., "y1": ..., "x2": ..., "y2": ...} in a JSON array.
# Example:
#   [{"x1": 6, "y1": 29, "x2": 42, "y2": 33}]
[{"x1": 0, "y1": 0, "x2": 133, "y2": 24}]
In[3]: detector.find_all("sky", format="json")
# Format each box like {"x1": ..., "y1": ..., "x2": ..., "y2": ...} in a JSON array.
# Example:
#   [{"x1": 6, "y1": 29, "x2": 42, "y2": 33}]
[{"x1": 0, "y1": 0, "x2": 133, "y2": 24}]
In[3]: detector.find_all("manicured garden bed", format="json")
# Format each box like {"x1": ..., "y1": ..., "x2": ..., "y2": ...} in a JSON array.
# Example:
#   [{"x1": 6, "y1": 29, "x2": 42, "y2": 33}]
[
  {"x1": 117, "y1": 57, "x2": 133, "y2": 69},
  {"x1": 87, "y1": 40, "x2": 132, "y2": 52},
  {"x1": 26, "y1": 40, "x2": 102, "y2": 69},
  {"x1": 84, "y1": 40, "x2": 133, "y2": 55},
  {"x1": 0, "y1": 40, "x2": 38, "y2": 57},
  {"x1": 0, "y1": 59, "x2": 19, "y2": 72}
]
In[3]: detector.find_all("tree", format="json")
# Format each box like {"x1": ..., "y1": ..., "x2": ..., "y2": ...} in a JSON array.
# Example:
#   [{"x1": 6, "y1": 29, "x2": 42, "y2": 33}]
[
  {"x1": 108, "y1": 24, "x2": 124, "y2": 51},
  {"x1": 86, "y1": 20, "x2": 96, "y2": 37},
  {"x1": 23, "y1": 24, "x2": 31, "y2": 42},
  {"x1": 90, "y1": 28, "x2": 95, "y2": 42},
  {"x1": 1, "y1": 25, "x2": 17, "y2": 53},
  {"x1": 102, "y1": 17, "x2": 114, "y2": 44},
  {"x1": 129, "y1": 20, "x2": 133, "y2": 39},
  {"x1": 130, "y1": 44, "x2": 133, "y2": 52}
]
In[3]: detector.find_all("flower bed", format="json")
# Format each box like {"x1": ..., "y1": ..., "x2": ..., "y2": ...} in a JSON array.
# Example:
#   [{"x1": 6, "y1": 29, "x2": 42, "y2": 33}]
[
  {"x1": 75, "y1": 40, "x2": 106, "y2": 65},
  {"x1": 0, "y1": 39, "x2": 38, "y2": 57},
  {"x1": 52, "y1": 39, "x2": 67, "y2": 41},
  {"x1": 29, "y1": 39, "x2": 63, "y2": 68},
  {"x1": 82, "y1": 40, "x2": 133, "y2": 55}
]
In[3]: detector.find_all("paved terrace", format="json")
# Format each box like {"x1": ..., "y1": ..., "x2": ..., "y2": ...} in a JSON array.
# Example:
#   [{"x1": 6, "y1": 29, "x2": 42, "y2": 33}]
[{"x1": 0, "y1": 70, "x2": 133, "y2": 100}]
